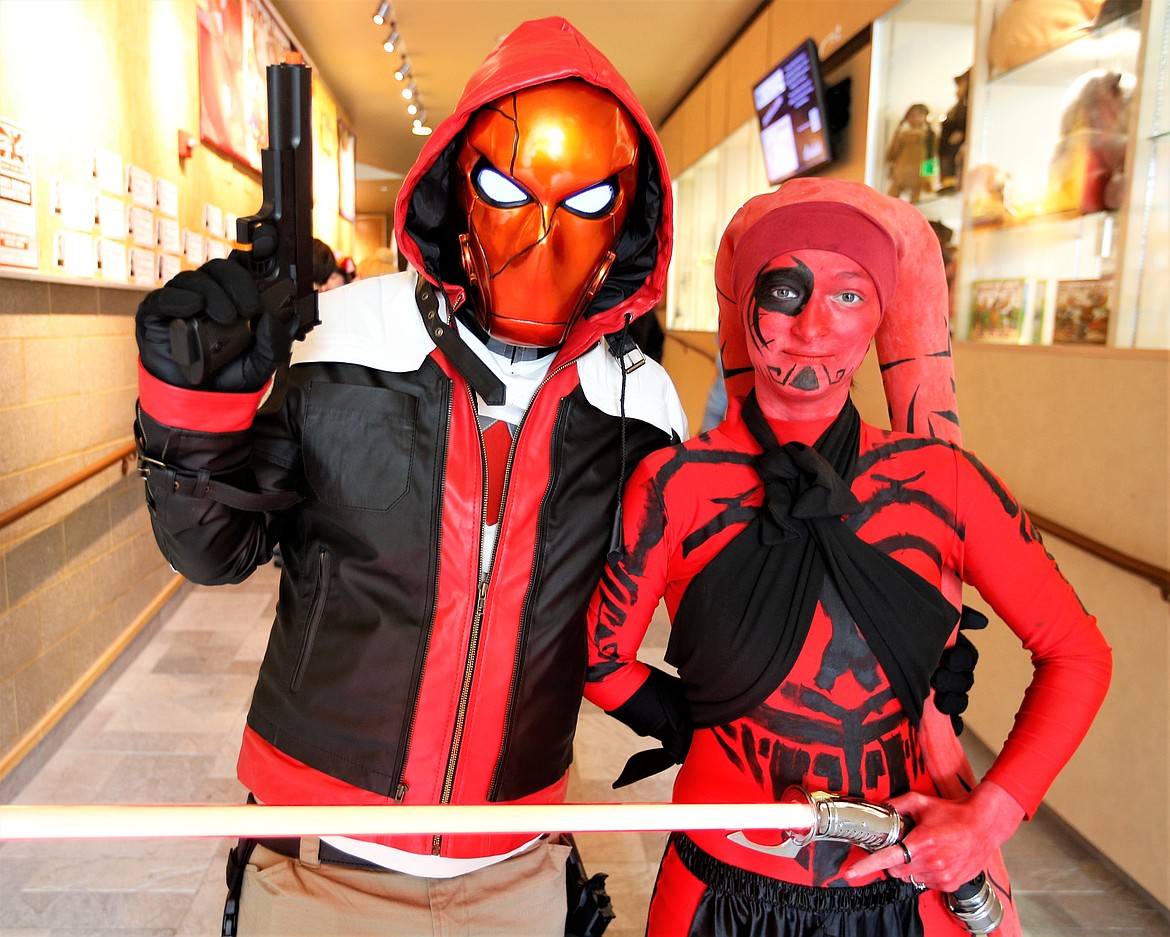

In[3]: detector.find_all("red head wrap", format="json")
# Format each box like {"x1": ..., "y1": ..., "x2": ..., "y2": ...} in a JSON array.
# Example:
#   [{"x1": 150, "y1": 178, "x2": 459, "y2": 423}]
[{"x1": 729, "y1": 202, "x2": 898, "y2": 312}]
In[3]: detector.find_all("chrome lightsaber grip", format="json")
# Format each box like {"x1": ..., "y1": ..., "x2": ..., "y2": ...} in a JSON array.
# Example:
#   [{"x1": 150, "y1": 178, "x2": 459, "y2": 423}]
[
  {"x1": 729, "y1": 788, "x2": 1004, "y2": 933},
  {"x1": 783, "y1": 786, "x2": 903, "y2": 851},
  {"x1": 947, "y1": 872, "x2": 1005, "y2": 934}
]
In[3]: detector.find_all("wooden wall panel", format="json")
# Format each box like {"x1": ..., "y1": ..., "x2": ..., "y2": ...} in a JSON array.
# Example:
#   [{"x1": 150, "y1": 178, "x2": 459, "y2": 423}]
[
  {"x1": 722, "y1": 9, "x2": 773, "y2": 147},
  {"x1": 679, "y1": 89, "x2": 711, "y2": 173},
  {"x1": 706, "y1": 59, "x2": 732, "y2": 147},
  {"x1": 768, "y1": 0, "x2": 897, "y2": 58},
  {"x1": 822, "y1": 44, "x2": 873, "y2": 183}
]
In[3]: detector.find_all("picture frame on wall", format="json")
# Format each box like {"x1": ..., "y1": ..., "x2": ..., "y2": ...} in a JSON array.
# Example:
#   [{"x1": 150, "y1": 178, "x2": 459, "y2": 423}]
[
  {"x1": 1053, "y1": 277, "x2": 1111, "y2": 344},
  {"x1": 338, "y1": 118, "x2": 356, "y2": 222},
  {"x1": 197, "y1": 0, "x2": 293, "y2": 172},
  {"x1": 968, "y1": 277, "x2": 1027, "y2": 342}
]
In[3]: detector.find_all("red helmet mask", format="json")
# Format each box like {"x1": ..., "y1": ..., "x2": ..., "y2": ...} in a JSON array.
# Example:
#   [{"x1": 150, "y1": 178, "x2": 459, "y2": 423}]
[{"x1": 456, "y1": 79, "x2": 640, "y2": 347}]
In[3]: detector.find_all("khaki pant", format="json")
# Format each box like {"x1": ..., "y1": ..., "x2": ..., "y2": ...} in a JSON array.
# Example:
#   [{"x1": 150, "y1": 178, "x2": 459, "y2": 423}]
[{"x1": 238, "y1": 837, "x2": 571, "y2": 936}]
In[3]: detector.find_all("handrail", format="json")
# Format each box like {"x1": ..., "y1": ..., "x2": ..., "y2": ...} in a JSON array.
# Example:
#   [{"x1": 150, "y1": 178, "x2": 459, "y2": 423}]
[
  {"x1": 664, "y1": 332, "x2": 718, "y2": 364},
  {"x1": 0, "y1": 441, "x2": 136, "y2": 532},
  {"x1": 1026, "y1": 509, "x2": 1170, "y2": 601}
]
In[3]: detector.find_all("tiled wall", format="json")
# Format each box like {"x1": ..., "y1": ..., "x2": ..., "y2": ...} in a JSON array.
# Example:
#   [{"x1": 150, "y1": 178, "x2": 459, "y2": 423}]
[{"x1": 0, "y1": 276, "x2": 182, "y2": 786}]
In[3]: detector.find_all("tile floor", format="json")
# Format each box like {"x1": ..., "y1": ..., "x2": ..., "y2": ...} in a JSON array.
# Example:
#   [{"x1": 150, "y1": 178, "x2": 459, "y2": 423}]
[{"x1": 2, "y1": 563, "x2": 1167, "y2": 936}]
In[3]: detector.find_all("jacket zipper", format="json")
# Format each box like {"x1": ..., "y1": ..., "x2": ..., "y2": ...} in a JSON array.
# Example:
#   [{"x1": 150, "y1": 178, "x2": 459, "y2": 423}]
[
  {"x1": 434, "y1": 354, "x2": 584, "y2": 822},
  {"x1": 290, "y1": 547, "x2": 330, "y2": 692},
  {"x1": 394, "y1": 382, "x2": 453, "y2": 805},
  {"x1": 433, "y1": 380, "x2": 490, "y2": 853},
  {"x1": 487, "y1": 382, "x2": 573, "y2": 800},
  {"x1": 434, "y1": 575, "x2": 489, "y2": 829}
]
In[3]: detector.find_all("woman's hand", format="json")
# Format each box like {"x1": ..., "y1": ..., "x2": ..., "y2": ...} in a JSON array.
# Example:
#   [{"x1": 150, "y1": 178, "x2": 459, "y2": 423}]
[{"x1": 843, "y1": 781, "x2": 1025, "y2": 892}]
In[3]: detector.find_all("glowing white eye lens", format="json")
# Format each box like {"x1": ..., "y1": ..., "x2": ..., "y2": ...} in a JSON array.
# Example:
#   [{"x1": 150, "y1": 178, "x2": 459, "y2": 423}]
[
  {"x1": 475, "y1": 167, "x2": 529, "y2": 206},
  {"x1": 564, "y1": 182, "x2": 615, "y2": 216}
]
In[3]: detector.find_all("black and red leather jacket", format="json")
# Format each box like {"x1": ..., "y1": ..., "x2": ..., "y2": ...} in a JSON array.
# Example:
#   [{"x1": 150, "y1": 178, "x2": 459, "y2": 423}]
[{"x1": 136, "y1": 17, "x2": 686, "y2": 858}]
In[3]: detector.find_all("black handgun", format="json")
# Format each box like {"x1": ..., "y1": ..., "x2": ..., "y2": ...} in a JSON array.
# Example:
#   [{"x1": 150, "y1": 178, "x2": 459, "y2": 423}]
[{"x1": 169, "y1": 53, "x2": 320, "y2": 384}]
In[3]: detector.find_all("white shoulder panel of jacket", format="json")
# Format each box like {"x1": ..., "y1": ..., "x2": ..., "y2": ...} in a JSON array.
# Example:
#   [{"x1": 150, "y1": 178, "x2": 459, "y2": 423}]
[
  {"x1": 291, "y1": 271, "x2": 435, "y2": 372},
  {"x1": 293, "y1": 275, "x2": 689, "y2": 442},
  {"x1": 576, "y1": 342, "x2": 689, "y2": 442}
]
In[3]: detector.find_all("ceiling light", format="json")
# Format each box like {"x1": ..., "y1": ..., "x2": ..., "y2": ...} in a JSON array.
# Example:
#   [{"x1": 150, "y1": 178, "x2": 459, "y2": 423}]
[
  {"x1": 382, "y1": 27, "x2": 400, "y2": 53},
  {"x1": 371, "y1": 2, "x2": 391, "y2": 25},
  {"x1": 394, "y1": 61, "x2": 413, "y2": 82},
  {"x1": 407, "y1": 101, "x2": 419, "y2": 115},
  {"x1": 402, "y1": 81, "x2": 417, "y2": 100},
  {"x1": 411, "y1": 123, "x2": 432, "y2": 136}
]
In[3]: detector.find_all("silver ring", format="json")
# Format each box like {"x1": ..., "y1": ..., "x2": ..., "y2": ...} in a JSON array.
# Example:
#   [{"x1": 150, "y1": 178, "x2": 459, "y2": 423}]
[
  {"x1": 898, "y1": 841, "x2": 912, "y2": 865},
  {"x1": 908, "y1": 874, "x2": 927, "y2": 891}
]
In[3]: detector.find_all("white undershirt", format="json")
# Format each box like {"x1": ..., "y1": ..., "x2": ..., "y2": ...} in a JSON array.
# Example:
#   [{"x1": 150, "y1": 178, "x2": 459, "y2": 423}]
[
  {"x1": 463, "y1": 328, "x2": 556, "y2": 573},
  {"x1": 320, "y1": 831, "x2": 544, "y2": 878}
]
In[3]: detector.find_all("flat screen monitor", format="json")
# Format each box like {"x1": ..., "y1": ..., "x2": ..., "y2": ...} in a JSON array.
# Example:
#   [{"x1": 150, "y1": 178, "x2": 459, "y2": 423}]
[{"x1": 752, "y1": 38, "x2": 834, "y2": 186}]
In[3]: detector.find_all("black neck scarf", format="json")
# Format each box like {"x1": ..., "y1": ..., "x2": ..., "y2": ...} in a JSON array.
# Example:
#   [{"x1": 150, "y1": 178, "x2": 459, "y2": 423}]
[{"x1": 667, "y1": 391, "x2": 958, "y2": 728}]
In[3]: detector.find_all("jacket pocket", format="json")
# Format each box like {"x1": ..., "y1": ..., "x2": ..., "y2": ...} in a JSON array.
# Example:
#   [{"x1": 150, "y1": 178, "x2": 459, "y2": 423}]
[
  {"x1": 291, "y1": 547, "x2": 331, "y2": 693},
  {"x1": 302, "y1": 382, "x2": 418, "y2": 511}
]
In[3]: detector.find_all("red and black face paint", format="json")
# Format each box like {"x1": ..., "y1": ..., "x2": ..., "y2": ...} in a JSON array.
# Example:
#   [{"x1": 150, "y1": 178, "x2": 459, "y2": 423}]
[{"x1": 749, "y1": 258, "x2": 826, "y2": 392}]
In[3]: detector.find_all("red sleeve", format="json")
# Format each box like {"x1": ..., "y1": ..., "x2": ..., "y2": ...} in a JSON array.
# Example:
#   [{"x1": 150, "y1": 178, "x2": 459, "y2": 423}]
[
  {"x1": 138, "y1": 359, "x2": 268, "y2": 432},
  {"x1": 584, "y1": 456, "x2": 672, "y2": 713},
  {"x1": 953, "y1": 449, "x2": 1112, "y2": 816}
]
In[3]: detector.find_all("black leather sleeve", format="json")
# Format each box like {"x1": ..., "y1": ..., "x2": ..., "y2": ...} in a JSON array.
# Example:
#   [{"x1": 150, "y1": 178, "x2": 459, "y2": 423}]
[{"x1": 135, "y1": 390, "x2": 302, "y2": 585}]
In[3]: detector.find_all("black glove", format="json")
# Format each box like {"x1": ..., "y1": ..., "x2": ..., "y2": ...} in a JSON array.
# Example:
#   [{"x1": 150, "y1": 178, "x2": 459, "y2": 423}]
[
  {"x1": 136, "y1": 256, "x2": 293, "y2": 393},
  {"x1": 931, "y1": 605, "x2": 989, "y2": 735},
  {"x1": 609, "y1": 667, "x2": 693, "y2": 788}
]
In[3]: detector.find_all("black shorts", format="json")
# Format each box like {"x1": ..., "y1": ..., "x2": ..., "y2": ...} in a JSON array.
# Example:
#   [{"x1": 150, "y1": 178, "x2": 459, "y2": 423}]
[{"x1": 668, "y1": 833, "x2": 925, "y2": 937}]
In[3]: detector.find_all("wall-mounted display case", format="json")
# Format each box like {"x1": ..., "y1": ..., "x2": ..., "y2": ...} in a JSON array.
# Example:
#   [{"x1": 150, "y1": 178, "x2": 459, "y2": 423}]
[
  {"x1": 871, "y1": 0, "x2": 1166, "y2": 349},
  {"x1": 867, "y1": 0, "x2": 978, "y2": 273},
  {"x1": 959, "y1": 0, "x2": 1164, "y2": 348}
]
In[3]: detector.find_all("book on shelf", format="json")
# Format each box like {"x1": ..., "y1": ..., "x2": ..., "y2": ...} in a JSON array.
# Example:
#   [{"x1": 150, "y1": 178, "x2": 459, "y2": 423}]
[
  {"x1": 969, "y1": 278, "x2": 1026, "y2": 342},
  {"x1": 1053, "y1": 277, "x2": 1111, "y2": 344}
]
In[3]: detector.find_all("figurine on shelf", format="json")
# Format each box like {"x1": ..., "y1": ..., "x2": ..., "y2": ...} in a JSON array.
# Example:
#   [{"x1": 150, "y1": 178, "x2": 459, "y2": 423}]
[
  {"x1": 965, "y1": 164, "x2": 1012, "y2": 226},
  {"x1": 885, "y1": 103, "x2": 936, "y2": 203},
  {"x1": 1046, "y1": 68, "x2": 1132, "y2": 214},
  {"x1": 938, "y1": 69, "x2": 970, "y2": 193}
]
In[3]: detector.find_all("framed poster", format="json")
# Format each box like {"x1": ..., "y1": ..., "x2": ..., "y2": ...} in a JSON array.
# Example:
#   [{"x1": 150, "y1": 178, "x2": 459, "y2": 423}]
[
  {"x1": 338, "y1": 118, "x2": 356, "y2": 222},
  {"x1": 968, "y1": 278, "x2": 1027, "y2": 342},
  {"x1": 1053, "y1": 278, "x2": 1111, "y2": 344},
  {"x1": 0, "y1": 117, "x2": 39, "y2": 269},
  {"x1": 197, "y1": 0, "x2": 293, "y2": 172}
]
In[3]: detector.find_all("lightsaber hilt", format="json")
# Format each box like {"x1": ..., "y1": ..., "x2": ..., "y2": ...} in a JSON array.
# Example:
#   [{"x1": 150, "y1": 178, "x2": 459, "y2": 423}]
[
  {"x1": 782, "y1": 787, "x2": 1003, "y2": 934},
  {"x1": 783, "y1": 786, "x2": 903, "y2": 851},
  {"x1": 947, "y1": 872, "x2": 1005, "y2": 934}
]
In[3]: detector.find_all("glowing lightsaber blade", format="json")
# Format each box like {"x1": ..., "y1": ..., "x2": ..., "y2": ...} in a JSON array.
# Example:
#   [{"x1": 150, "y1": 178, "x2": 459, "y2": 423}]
[{"x1": 0, "y1": 802, "x2": 815, "y2": 842}]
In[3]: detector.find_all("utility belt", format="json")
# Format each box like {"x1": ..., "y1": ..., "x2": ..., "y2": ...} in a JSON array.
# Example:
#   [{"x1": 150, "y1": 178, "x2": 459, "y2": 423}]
[{"x1": 222, "y1": 831, "x2": 613, "y2": 937}]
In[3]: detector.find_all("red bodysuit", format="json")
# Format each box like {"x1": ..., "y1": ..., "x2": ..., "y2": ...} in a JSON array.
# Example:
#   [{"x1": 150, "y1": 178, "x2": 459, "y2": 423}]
[{"x1": 585, "y1": 400, "x2": 1112, "y2": 934}]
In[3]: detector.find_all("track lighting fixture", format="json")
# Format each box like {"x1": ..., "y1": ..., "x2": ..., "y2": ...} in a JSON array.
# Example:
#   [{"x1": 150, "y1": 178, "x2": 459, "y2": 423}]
[{"x1": 369, "y1": 10, "x2": 429, "y2": 137}]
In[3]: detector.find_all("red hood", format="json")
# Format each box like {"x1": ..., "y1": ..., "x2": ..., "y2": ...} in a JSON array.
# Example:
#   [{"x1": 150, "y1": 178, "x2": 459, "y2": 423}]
[{"x1": 395, "y1": 17, "x2": 673, "y2": 357}]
